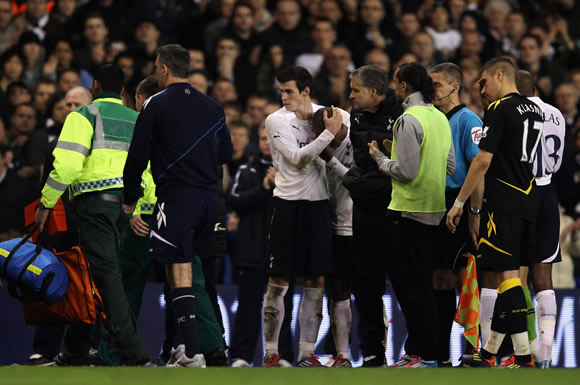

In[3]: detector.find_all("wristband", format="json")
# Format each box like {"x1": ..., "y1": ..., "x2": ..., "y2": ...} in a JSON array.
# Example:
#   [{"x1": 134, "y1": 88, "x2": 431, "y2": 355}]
[{"x1": 453, "y1": 199, "x2": 465, "y2": 209}]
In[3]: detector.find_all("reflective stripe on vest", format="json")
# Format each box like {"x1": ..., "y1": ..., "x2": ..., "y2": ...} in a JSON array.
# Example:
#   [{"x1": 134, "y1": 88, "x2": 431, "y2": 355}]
[
  {"x1": 55, "y1": 140, "x2": 90, "y2": 156},
  {"x1": 86, "y1": 104, "x2": 131, "y2": 152}
]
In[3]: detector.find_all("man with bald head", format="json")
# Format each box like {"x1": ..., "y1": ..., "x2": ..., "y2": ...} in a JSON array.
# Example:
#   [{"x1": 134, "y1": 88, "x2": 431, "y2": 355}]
[
  {"x1": 65, "y1": 87, "x2": 92, "y2": 114},
  {"x1": 517, "y1": 70, "x2": 565, "y2": 368}
]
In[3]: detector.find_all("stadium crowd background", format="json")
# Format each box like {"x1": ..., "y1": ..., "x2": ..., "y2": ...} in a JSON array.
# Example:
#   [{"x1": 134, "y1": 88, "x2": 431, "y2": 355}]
[{"x1": 0, "y1": 0, "x2": 580, "y2": 310}]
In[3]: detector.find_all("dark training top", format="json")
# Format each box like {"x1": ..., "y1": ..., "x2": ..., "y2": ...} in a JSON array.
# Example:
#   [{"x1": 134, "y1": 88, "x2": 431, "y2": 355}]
[{"x1": 124, "y1": 82, "x2": 233, "y2": 204}]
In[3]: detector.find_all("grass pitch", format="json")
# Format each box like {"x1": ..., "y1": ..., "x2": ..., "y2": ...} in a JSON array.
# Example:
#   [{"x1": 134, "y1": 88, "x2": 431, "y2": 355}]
[{"x1": 1, "y1": 367, "x2": 579, "y2": 385}]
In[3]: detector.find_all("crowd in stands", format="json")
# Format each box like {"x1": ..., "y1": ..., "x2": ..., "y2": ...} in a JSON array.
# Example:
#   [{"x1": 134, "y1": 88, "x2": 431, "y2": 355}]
[{"x1": 0, "y1": 0, "x2": 579, "y2": 283}]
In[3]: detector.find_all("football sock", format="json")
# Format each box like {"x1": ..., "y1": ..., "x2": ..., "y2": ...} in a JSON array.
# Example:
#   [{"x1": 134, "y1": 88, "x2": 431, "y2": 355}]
[
  {"x1": 298, "y1": 287, "x2": 324, "y2": 361},
  {"x1": 500, "y1": 279, "x2": 532, "y2": 363},
  {"x1": 481, "y1": 291, "x2": 507, "y2": 359},
  {"x1": 172, "y1": 287, "x2": 199, "y2": 358},
  {"x1": 522, "y1": 286, "x2": 537, "y2": 343},
  {"x1": 536, "y1": 289, "x2": 556, "y2": 363},
  {"x1": 435, "y1": 289, "x2": 456, "y2": 361},
  {"x1": 330, "y1": 299, "x2": 352, "y2": 360},
  {"x1": 480, "y1": 288, "x2": 498, "y2": 348},
  {"x1": 263, "y1": 283, "x2": 288, "y2": 356}
]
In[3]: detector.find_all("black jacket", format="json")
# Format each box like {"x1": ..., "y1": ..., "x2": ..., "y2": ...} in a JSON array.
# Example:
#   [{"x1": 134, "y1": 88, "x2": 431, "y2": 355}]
[
  {"x1": 343, "y1": 89, "x2": 403, "y2": 212},
  {"x1": 227, "y1": 156, "x2": 274, "y2": 268}
]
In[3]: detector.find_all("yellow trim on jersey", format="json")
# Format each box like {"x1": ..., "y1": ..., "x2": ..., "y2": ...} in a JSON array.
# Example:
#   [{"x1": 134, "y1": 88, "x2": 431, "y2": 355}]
[
  {"x1": 487, "y1": 96, "x2": 513, "y2": 111},
  {"x1": 487, "y1": 212, "x2": 496, "y2": 238},
  {"x1": 498, "y1": 278, "x2": 522, "y2": 294},
  {"x1": 478, "y1": 238, "x2": 513, "y2": 256},
  {"x1": 496, "y1": 176, "x2": 535, "y2": 195}
]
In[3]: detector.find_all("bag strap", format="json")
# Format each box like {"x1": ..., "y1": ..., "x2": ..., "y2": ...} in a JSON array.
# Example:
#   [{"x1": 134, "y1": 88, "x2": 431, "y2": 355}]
[{"x1": 2, "y1": 227, "x2": 37, "y2": 277}]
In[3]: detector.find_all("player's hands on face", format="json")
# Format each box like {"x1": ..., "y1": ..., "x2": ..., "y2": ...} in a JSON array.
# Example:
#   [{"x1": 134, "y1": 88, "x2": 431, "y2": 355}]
[
  {"x1": 446, "y1": 206, "x2": 463, "y2": 233},
  {"x1": 383, "y1": 139, "x2": 392, "y2": 154},
  {"x1": 368, "y1": 140, "x2": 380, "y2": 158},
  {"x1": 324, "y1": 106, "x2": 342, "y2": 136},
  {"x1": 130, "y1": 214, "x2": 150, "y2": 237}
]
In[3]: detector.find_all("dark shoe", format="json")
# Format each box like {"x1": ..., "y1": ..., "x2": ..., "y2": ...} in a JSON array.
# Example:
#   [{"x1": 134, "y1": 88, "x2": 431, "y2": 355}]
[
  {"x1": 205, "y1": 348, "x2": 227, "y2": 367},
  {"x1": 54, "y1": 352, "x2": 91, "y2": 366},
  {"x1": 120, "y1": 354, "x2": 150, "y2": 366},
  {"x1": 26, "y1": 354, "x2": 56, "y2": 366},
  {"x1": 362, "y1": 355, "x2": 387, "y2": 367}
]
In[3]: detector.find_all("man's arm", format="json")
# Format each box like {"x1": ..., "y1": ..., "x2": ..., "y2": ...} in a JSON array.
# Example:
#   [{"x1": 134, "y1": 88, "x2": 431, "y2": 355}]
[
  {"x1": 217, "y1": 118, "x2": 233, "y2": 165},
  {"x1": 370, "y1": 115, "x2": 422, "y2": 182},
  {"x1": 446, "y1": 138, "x2": 456, "y2": 175},
  {"x1": 447, "y1": 150, "x2": 493, "y2": 233},
  {"x1": 123, "y1": 102, "x2": 155, "y2": 207},
  {"x1": 266, "y1": 111, "x2": 340, "y2": 169}
]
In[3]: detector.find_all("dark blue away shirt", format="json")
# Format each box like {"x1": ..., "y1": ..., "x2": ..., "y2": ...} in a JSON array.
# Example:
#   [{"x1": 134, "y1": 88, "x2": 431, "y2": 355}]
[{"x1": 123, "y1": 82, "x2": 233, "y2": 205}]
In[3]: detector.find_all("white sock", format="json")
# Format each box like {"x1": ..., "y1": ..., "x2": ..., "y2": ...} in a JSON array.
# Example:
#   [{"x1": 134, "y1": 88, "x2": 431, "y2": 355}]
[
  {"x1": 263, "y1": 283, "x2": 288, "y2": 356},
  {"x1": 511, "y1": 331, "x2": 531, "y2": 356},
  {"x1": 483, "y1": 330, "x2": 506, "y2": 355},
  {"x1": 536, "y1": 289, "x2": 557, "y2": 363},
  {"x1": 330, "y1": 299, "x2": 352, "y2": 359},
  {"x1": 480, "y1": 288, "x2": 498, "y2": 348},
  {"x1": 298, "y1": 287, "x2": 324, "y2": 360}
]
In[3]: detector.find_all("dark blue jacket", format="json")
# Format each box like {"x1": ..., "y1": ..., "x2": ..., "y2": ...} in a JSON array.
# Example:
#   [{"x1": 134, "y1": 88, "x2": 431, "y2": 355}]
[
  {"x1": 124, "y1": 82, "x2": 233, "y2": 204},
  {"x1": 227, "y1": 156, "x2": 273, "y2": 268}
]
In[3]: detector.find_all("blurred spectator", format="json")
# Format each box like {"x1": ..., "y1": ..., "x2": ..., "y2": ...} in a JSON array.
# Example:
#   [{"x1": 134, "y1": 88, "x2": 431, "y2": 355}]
[
  {"x1": 64, "y1": 85, "x2": 91, "y2": 114},
  {"x1": 425, "y1": 2, "x2": 461, "y2": 60},
  {"x1": 222, "y1": 1, "x2": 260, "y2": 66},
  {"x1": 458, "y1": 57, "x2": 480, "y2": 93},
  {"x1": 18, "y1": 31, "x2": 46, "y2": 90},
  {"x1": 45, "y1": 0, "x2": 80, "y2": 45},
  {"x1": 482, "y1": 0, "x2": 510, "y2": 43},
  {"x1": 528, "y1": 22, "x2": 556, "y2": 61},
  {"x1": 455, "y1": 30, "x2": 484, "y2": 65},
  {"x1": 56, "y1": 68, "x2": 80, "y2": 92},
  {"x1": 0, "y1": 143, "x2": 40, "y2": 241},
  {"x1": 260, "y1": 0, "x2": 312, "y2": 64},
  {"x1": 255, "y1": 43, "x2": 286, "y2": 98},
  {"x1": 554, "y1": 83, "x2": 580, "y2": 158},
  {"x1": 0, "y1": 0, "x2": 27, "y2": 55},
  {"x1": 410, "y1": 30, "x2": 440, "y2": 70},
  {"x1": 2, "y1": 80, "x2": 30, "y2": 123},
  {"x1": 223, "y1": 101, "x2": 243, "y2": 127},
  {"x1": 75, "y1": 12, "x2": 109, "y2": 74},
  {"x1": 32, "y1": 78, "x2": 56, "y2": 122},
  {"x1": 13, "y1": 0, "x2": 50, "y2": 41},
  {"x1": 211, "y1": 77, "x2": 238, "y2": 105},
  {"x1": 312, "y1": 43, "x2": 352, "y2": 110},
  {"x1": 448, "y1": 0, "x2": 466, "y2": 29},
  {"x1": 249, "y1": 0, "x2": 273, "y2": 32},
  {"x1": 502, "y1": 11, "x2": 527, "y2": 58},
  {"x1": 392, "y1": 52, "x2": 418, "y2": 72},
  {"x1": 6, "y1": 102, "x2": 38, "y2": 166},
  {"x1": 570, "y1": 68, "x2": 580, "y2": 93},
  {"x1": 131, "y1": 19, "x2": 160, "y2": 71},
  {"x1": 0, "y1": 48, "x2": 24, "y2": 102},
  {"x1": 391, "y1": 12, "x2": 421, "y2": 62},
  {"x1": 212, "y1": 36, "x2": 255, "y2": 105},
  {"x1": 46, "y1": 38, "x2": 75, "y2": 74},
  {"x1": 518, "y1": 33, "x2": 563, "y2": 99},
  {"x1": 348, "y1": 0, "x2": 393, "y2": 68},
  {"x1": 204, "y1": 0, "x2": 236, "y2": 56},
  {"x1": 364, "y1": 48, "x2": 390, "y2": 73},
  {"x1": 557, "y1": 0, "x2": 580, "y2": 43},
  {"x1": 243, "y1": 93, "x2": 268, "y2": 132},
  {"x1": 295, "y1": 17, "x2": 336, "y2": 77},
  {"x1": 74, "y1": 0, "x2": 131, "y2": 44},
  {"x1": 188, "y1": 69, "x2": 211, "y2": 94},
  {"x1": 227, "y1": 119, "x2": 252, "y2": 178},
  {"x1": 188, "y1": 48, "x2": 206, "y2": 71}
]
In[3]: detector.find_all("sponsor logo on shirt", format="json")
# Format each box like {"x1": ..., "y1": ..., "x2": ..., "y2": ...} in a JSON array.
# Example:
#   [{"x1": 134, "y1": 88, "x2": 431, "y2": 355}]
[{"x1": 471, "y1": 126, "x2": 483, "y2": 144}]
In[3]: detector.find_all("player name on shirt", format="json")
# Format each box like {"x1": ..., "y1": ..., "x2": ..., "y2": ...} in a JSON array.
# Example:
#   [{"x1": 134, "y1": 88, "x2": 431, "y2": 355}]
[{"x1": 516, "y1": 103, "x2": 543, "y2": 116}]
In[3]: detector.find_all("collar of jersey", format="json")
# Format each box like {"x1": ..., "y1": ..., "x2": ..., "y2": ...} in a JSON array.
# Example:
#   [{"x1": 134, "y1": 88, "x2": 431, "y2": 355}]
[{"x1": 93, "y1": 92, "x2": 123, "y2": 104}]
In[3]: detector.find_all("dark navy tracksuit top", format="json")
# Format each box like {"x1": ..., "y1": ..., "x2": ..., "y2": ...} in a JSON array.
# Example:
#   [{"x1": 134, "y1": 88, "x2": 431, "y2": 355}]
[{"x1": 123, "y1": 82, "x2": 233, "y2": 205}]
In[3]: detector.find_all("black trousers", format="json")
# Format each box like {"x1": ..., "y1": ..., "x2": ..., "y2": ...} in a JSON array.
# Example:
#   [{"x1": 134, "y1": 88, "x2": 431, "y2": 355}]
[
  {"x1": 352, "y1": 207, "x2": 405, "y2": 359},
  {"x1": 229, "y1": 267, "x2": 295, "y2": 365},
  {"x1": 394, "y1": 217, "x2": 438, "y2": 361}
]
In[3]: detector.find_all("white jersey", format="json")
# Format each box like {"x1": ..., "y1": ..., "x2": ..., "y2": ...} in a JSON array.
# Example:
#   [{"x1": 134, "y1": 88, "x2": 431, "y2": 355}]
[
  {"x1": 265, "y1": 103, "x2": 350, "y2": 201},
  {"x1": 530, "y1": 96, "x2": 566, "y2": 186},
  {"x1": 326, "y1": 131, "x2": 353, "y2": 236}
]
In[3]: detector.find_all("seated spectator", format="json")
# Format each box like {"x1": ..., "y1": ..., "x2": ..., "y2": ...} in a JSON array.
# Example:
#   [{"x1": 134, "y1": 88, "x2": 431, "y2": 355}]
[
  {"x1": 348, "y1": 0, "x2": 394, "y2": 67},
  {"x1": 227, "y1": 120, "x2": 253, "y2": 178},
  {"x1": 0, "y1": 143, "x2": 40, "y2": 241},
  {"x1": 56, "y1": 68, "x2": 80, "y2": 93},
  {"x1": 454, "y1": 30, "x2": 484, "y2": 65},
  {"x1": 312, "y1": 43, "x2": 352, "y2": 110},
  {"x1": 188, "y1": 69, "x2": 211, "y2": 94},
  {"x1": 255, "y1": 43, "x2": 286, "y2": 98},
  {"x1": 18, "y1": 31, "x2": 48, "y2": 90},
  {"x1": 210, "y1": 77, "x2": 239, "y2": 105},
  {"x1": 45, "y1": 38, "x2": 76, "y2": 75},
  {"x1": 75, "y1": 12, "x2": 109, "y2": 75},
  {"x1": 518, "y1": 33, "x2": 563, "y2": 99},
  {"x1": 188, "y1": 48, "x2": 205, "y2": 71},
  {"x1": 448, "y1": 0, "x2": 466, "y2": 29},
  {"x1": 222, "y1": 1, "x2": 260, "y2": 66},
  {"x1": 390, "y1": 12, "x2": 421, "y2": 62},
  {"x1": 0, "y1": 48, "x2": 24, "y2": 98},
  {"x1": 204, "y1": 0, "x2": 236, "y2": 57},
  {"x1": 554, "y1": 83, "x2": 580, "y2": 159},
  {"x1": 410, "y1": 30, "x2": 441, "y2": 71},
  {"x1": 12, "y1": 0, "x2": 50, "y2": 41},
  {"x1": 211, "y1": 36, "x2": 255, "y2": 105},
  {"x1": 502, "y1": 11, "x2": 527, "y2": 58},
  {"x1": 33, "y1": 78, "x2": 57, "y2": 124},
  {"x1": 364, "y1": 48, "x2": 390, "y2": 73},
  {"x1": 2, "y1": 80, "x2": 30, "y2": 123},
  {"x1": 295, "y1": 17, "x2": 336, "y2": 78},
  {"x1": 425, "y1": 2, "x2": 462, "y2": 60},
  {"x1": 0, "y1": 0, "x2": 27, "y2": 55},
  {"x1": 249, "y1": 0, "x2": 273, "y2": 33},
  {"x1": 44, "y1": 0, "x2": 80, "y2": 45},
  {"x1": 223, "y1": 101, "x2": 243, "y2": 127},
  {"x1": 6, "y1": 102, "x2": 38, "y2": 167},
  {"x1": 482, "y1": 0, "x2": 510, "y2": 44},
  {"x1": 131, "y1": 19, "x2": 160, "y2": 73}
]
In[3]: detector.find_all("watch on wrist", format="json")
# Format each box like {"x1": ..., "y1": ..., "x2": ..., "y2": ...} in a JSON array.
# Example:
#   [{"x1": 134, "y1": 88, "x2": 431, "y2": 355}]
[{"x1": 469, "y1": 207, "x2": 481, "y2": 215}]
